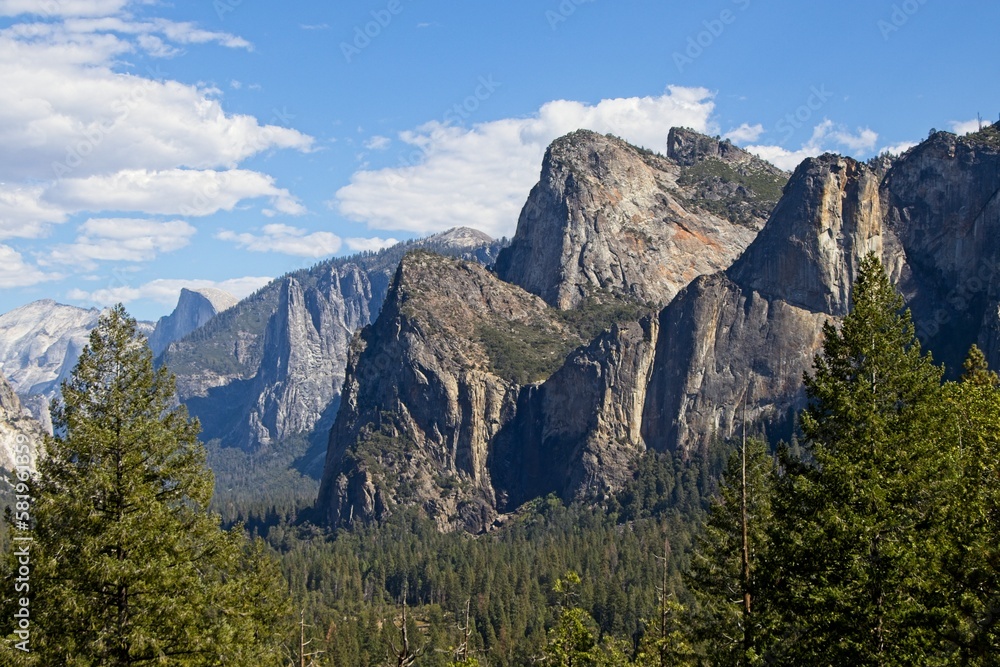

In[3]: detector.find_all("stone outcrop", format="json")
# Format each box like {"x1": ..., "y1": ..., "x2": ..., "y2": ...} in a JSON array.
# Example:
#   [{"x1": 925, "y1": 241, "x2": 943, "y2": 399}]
[
  {"x1": 490, "y1": 316, "x2": 659, "y2": 510},
  {"x1": 495, "y1": 129, "x2": 786, "y2": 309},
  {"x1": 0, "y1": 300, "x2": 100, "y2": 399},
  {"x1": 880, "y1": 129, "x2": 1000, "y2": 372},
  {"x1": 148, "y1": 288, "x2": 237, "y2": 356},
  {"x1": 642, "y1": 154, "x2": 888, "y2": 453},
  {"x1": 0, "y1": 371, "x2": 45, "y2": 472},
  {"x1": 317, "y1": 251, "x2": 574, "y2": 532}
]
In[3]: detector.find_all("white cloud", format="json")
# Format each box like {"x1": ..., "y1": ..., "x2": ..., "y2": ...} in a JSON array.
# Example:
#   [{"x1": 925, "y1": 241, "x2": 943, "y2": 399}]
[
  {"x1": 364, "y1": 135, "x2": 391, "y2": 151},
  {"x1": 878, "y1": 141, "x2": 918, "y2": 156},
  {"x1": 950, "y1": 118, "x2": 982, "y2": 135},
  {"x1": 0, "y1": 184, "x2": 68, "y2": 239},
  {"x1": 724, "y1": 122, "x2": 764, "y2": 144},
  {"x1": 0, "y1": 5, "x2": 311, "y2": 239},
  {"x1": 67, "y1": 275, "x2": 272, "y2": 307},
  {"x1": 0, "y1": 244, "x2": 59, "y2": 287},
  {"x1": 344, "y1": 236, "x2": 399, "y2": 253},
  {"x1": 826, "y1": 125, "x2": 878, "y2": 153},
  {"x1": 46, "y1": 217, "x2": 195, "y2": 267},
  {"x1": 45, "y1": 169, "x2": 305, "y2": 217},
  {"x1": 0, "y1": 0, "x2": 136, "y2": 18},
  {"x1": 746, "y1": 120, "x2": 880, "y2": 171},
  {"x1": 334, "y1": 87, "x2": 716, "y2": 237},
  {"x1": 217, "y1": 223, "x2": 342, "y2": 258}
]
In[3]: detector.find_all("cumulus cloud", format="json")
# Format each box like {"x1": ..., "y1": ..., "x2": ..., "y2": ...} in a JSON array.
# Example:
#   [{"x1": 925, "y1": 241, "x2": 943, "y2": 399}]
[
  {"x1": 334, "y1": 87, "x2": 716, "y2": 237},
  {"x1": 46, "y1": 169, "x2": 305, "y2": 217},
  {"x1": 0, "y1": 244, "x2": 59, "y2": 287},
  {"x1": 746, "y1": 119, "x2": 880, "y2": 171},
  {"x1": 46, "y1": 217, "x2": 196, "y2": 267},
  {"x1": 364, "y1": 135, "x2": 391, "y2": 151},
  {"x1": 724, "y1": 122, "x2": 764, "y2": 144},
  {"x1": 344, "y1": 236, "x2": 399, "y2": 253},
  {"x1": 0, "y1": 5, "x2": 312, "y2": 239},
  {"x1": 0, "y1": 0, "x2": 136, "y2": 18},
  {"x1": 950, "y1": 118, "x2": 982, "y2": 135},
  {"x1": 878, "y1": 141, "x2": 918, "y2": 157},
  {"x1": 0, "y1": 184, "x2": 68, "y2": 239},
  {"x1": 67, "y1": 275, "x2": 272, "y2": 307},
  {"x1": 216, "y1": 223, "x2": 342, "y2": 258}
]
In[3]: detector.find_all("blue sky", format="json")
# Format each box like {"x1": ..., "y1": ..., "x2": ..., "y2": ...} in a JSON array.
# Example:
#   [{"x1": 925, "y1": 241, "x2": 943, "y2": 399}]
[{"x1": 0, "y1": 0, "x2": 996, "y2": 320}]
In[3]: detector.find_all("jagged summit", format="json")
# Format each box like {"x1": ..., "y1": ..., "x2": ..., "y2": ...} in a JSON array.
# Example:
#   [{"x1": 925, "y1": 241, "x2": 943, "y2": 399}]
[
  {"x1": 148, "y1": 288, "x2": 238, "y2": 356},
  {"x1": 314, "y1": 122, "x2": 1000, "y2": 533},
  {"x1": 495, "y1": 127, "x2": 785, "y2": 310},
  {"x1": 161, "y1": 228, "x2": 504, "y2": 458},
  {"x1": 728, "y1": 153, "x2": 883, "y2": 316},
  {"x1": 667, "y1": 126, "x2": 780, "y2": 171}
]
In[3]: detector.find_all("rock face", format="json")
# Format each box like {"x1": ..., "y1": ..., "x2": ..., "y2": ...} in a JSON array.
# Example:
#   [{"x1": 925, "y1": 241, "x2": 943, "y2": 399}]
[
  {"x1": 148, "y1": 288, "x2": 237, "y2": 356},
  {"x1": 317, "y1": 249, "x2": 667, "y2": 530},
  {"x1": 490, "y1": 316, "x2": 659, "y2": 511},
  {"x1": 317, "y1": 251, "x2": 579, "y2": 532},
  {"x1": 642, "y1": 154, "x2": 887, "y2": 453},
  {"x1": 316, "y1": 124, "x2": 1000, "y2": 532},
  {"x1": 162, "y1": 228, "x2": 504, "y2": 463},
  {"x1": 640, "y1": 126, "x2": 1000, "y2": 454},
  {"x1": 0, "y1": 371, "x2": 45, "y2": 472},
  {"x1": 880, "y1": 129, "x2": 1000, "y2": 372},
  {"x1": 495, "y1": 129, "x2": 786, "y2": 309},
  {"x1": 0, "y1": 300, "x2": 100, "y2": 398}
]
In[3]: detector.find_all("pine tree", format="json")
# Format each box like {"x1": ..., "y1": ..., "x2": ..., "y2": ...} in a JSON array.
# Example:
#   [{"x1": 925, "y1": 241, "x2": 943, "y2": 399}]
[
  {"x1": 937, "y1": 345, "x2": 1000, "y2": 662},
  {"x1": 1, "y1": 305, "x2": 290, "y2": 666},
  {"x1": 767, "y1": 254, "x2": 951, "y2": 665},
  {"x1": 687, "y1": 438, "x2": 774, "y2": 666}
]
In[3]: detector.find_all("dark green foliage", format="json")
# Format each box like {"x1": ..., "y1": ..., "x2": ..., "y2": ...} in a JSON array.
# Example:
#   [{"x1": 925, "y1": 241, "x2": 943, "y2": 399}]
[
  {"x1": 961, "y1": 122, "x2": 1000, "y2": 149},
  {"x1": 0, "y1": 305, "x2": 291, "y2": 666},
  {"x1": 767, "y1": 255, "x2": 953, "y2": 665},
  {"x1": 688, "y1": 438, "x2": 776, "y2": 666},
  {"x1": 477, "y1": 294, "x2": 651, "y2": 385},
  {"x1": 258, "y1": 446, "x2": 728, "y2": 667},
  {"x1": 207, "y1": 432, "x2": 320, "y2": 528},
  {"x1": 936, "y1": 346, "x2": 1000, "y2": 661},
  {"x1": 476, "y1": 320, "x2": 577, "y2": 385}
]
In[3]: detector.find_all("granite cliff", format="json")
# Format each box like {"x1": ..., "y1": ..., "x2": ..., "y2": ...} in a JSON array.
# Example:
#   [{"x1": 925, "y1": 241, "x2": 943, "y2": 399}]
[
  {"x1": 495, "y1": 128, "x2": 786, "y2": 309},
  {"x1": 0, "y1": 371, "x2": 45, "y2": 472},
  {"x1": 316, "y1": 124, "x2": 1000, "y2": 531},
  {"x1": 162, "y1": 228, "x2": 503, "y2": 464},
  {"x1": 148, "y1": 288, "x2": 237, "y2": 356}
]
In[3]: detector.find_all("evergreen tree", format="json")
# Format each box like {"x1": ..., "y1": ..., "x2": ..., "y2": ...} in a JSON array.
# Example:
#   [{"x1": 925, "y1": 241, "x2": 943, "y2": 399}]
[
  {"x1": 1, "y1": 305, "x2": 290, "y2": 666},
  {"x1": 767, "y1": 254, "x2": 951, "y2": 665},
  {"x1": 937, "y1": 346, "x2": 1000, "y2": 662},
  {"x1": 688, "y1": 438, "x2": 775, "y2": 666}
]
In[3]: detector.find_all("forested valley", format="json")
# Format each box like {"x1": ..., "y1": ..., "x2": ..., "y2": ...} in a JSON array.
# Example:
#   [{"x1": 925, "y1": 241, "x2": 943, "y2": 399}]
[{"x1": 3, "y1": 255, "x2": 999, "y2": 665}]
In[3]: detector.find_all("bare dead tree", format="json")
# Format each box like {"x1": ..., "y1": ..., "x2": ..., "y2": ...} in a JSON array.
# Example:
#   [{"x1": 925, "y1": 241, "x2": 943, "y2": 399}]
[{"x1": 387, "y1": 583, "x2": 426, "y2": 667}]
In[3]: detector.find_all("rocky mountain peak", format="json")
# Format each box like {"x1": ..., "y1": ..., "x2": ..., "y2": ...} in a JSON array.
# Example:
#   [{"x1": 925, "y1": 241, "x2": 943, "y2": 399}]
[
  {"x1": 0, "y1": 300, "x2": 100, "y2": 398},
  {"x1": 495, "y1": 128, "x2": 778, "y2": 310},
  {"x1": 148, "y1": 288, "x2": 237, "y2": 356},
  {"x1": 425, "y1": 227, "x2": 494, "y2": 247},
  {"x1": 668, "y1": 126, "x2": 768, "y2": 170},
  {"x1": 728, "y1": 153, "x2": 883, "y2": 316}
]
